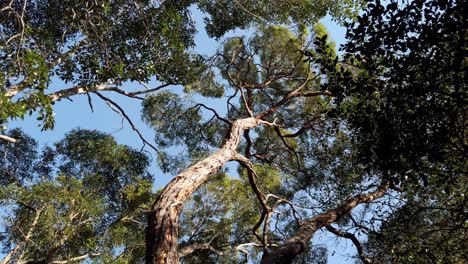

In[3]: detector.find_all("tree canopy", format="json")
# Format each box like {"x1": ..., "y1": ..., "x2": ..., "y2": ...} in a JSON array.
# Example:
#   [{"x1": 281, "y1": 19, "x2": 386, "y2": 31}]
[
  {"x1": 0, "y1": 0, "x2": 466, "y2": 263},
  {"x1": 0, "y1": 129, "x2": 154, "y2": 263}
]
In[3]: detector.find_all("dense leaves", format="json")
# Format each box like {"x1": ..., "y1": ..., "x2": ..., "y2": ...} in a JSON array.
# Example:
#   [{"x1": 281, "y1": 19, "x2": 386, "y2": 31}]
[
  {"x1": 309, "y1": 0, "x2": 467, "y2": 262},
  {"x1": 335, "y1": 0, "x2": 467, "y2": 181},
  {"x1": 0, "y1": 129, "x2": 154, "y2": 263}
]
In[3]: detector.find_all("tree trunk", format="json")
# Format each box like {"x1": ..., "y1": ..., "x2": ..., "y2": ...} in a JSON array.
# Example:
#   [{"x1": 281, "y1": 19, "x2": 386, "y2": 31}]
[
  {"x1": 261, "y1": 183, "x2": 389, "y2": 264},
  {"x1": 146, "y1": 117, "x2": 259, "y2": 264}
]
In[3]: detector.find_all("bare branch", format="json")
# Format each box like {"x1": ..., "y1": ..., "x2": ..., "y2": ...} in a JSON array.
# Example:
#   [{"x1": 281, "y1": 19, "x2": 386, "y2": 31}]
[
  {"x1": 239, "y1": 86, "x2": 254, "y2": 117},
  {"x1": 93, "y1": 92, "x2": 159, "y2": 154},
  {"x1": 194, "y1": 103, "x2": 231, "y2": 124},
  {"x1": 46, "y1": 253, "x2": 100, "y2": 264},
  {"x1": 272, "y1": 126, "x2": 302, "y2": 170},
  {"x1": 131, "y1": 82, "x2": 173, "y2": 95},
  {"x1": 48, "y1": 84, "x2": 142, "y2": 101},
  {"x1": 295, "y1": 90, "x2": 333, "y2": 97},
  {"x1": 256, "y1": 72, "x2": 312, "y2": 119},
  {"x1": 233, "y1": 0, "x2": 265, "y2": 22},
  {"x1": 232, "y1": 151, "x2": 270, "y2": 246},
  {"x1": 261, "y1": 181, "x2": 389, "y2": 263},
  {"x1": 325, "y1": 225, "x2": 373, "y2": 264}
]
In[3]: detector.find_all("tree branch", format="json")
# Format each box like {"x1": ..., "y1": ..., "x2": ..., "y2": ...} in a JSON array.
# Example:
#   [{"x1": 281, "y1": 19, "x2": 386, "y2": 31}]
[
  {"x1": 261, "y1": 181, "x2": 389, "y2": 264},
  {"x1": 48, "y1": 253, "x2": 100, "y2": 264},
  {"x1": 0, "y1": 134, "x2": 17, "y2": 143},
  {"x1": 256, "y1": 71, "x2": 314, "y2": 119},
  {"x1": 93, "y1": 92, "x2": 159, "y2": 154},
  {"x1": 179, "y1": 243, "x2": 223, "y2": 258},
  {"x1": 1, "y1": 206, "x2": 45, "y2": 264},
  {"x1": 325, "y1": 225, "x2": 372, "y2": 264},
  {"x1": 193, "y1": 103, "x2": 231, "y2": 124}
]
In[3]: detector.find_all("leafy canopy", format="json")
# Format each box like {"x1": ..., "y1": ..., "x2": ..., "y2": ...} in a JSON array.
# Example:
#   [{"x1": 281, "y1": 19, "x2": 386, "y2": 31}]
[{"x1": 0, "y1": 129, "x2": 154, "y2": 263}]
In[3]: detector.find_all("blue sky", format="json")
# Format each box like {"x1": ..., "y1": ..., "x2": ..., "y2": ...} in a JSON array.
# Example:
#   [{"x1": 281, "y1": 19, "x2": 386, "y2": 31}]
[{"x1": 7, "y1": 10, "x2": 358, "y2": 263}]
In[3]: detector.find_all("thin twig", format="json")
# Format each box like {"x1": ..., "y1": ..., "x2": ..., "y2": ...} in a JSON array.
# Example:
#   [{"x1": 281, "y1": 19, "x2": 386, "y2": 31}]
[{"x1": 93, "y1": 92, "x2": 159, "y2": 154}]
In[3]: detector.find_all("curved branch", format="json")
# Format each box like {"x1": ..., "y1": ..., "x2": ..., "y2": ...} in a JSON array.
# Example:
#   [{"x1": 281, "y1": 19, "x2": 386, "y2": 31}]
[
  {"x1": 193, "y1": 103, "x2": 231, "y2": 124},
  {"x1": 325, "y1": 225, "x2": 372, "y2": 264},
  {"x1": 146, "y1": 117, "x2": 260, "y2": 264},
  {"x1": 47, "y1": 253, "x2": 100, "y2": 264},
  {"x1": 179, "y1": 243, "x2": 223, "y2": 258},
  {"x1": 261, "y1": 181, "x2": 389, "y2": 264},
  {"x1": 93, "y1": 92, "x2": 159, "y2": 154}
]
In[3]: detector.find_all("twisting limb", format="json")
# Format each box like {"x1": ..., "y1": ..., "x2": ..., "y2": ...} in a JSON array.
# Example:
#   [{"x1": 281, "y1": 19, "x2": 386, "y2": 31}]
[
  {"x1": 265, "y1": 194, "x2": 302, "y2": 226},
  {"x1": 349, "y1": 215, "x2": 380, "y2": 236},
  {"x1": 235, "y1": 243, "x2": 264, "y2": 264},
  {"x1": 226, "y1": 88, "x2": 241, "y2": 115},
  {"x1": 232, "y1": 152, "x2": 269, "y2": 245},
  {"x1": 131, "y1": 82, "x2": 174, "y2": 95},
  {"x1": 325, "y1": 225, "x2": 372, "y2": 264},
  {"x1": 239, "y1": 87, "x2": 254, "y2": 117},
  {"x1": 272, "y1": 126, "x2": 302, "y2": 170},
  {"x1": 296, "y1": 90, "x2": 333, "y2": 97},
  {"x1": 256, "y1": 70, "x2": 313, "y2": 119},
  {"x1": 179, "y1": 244, "x2": 222, "y2": 258},
  {"x1": 18, "y1": 253, "x2": 101, "y2": 264},
  {"x1": 146, "y1": 117, "x2": 260, "y2": 264},
  {"x1": 93, "y1": 92, "x2": 159, "y2": 154},
  {"x1": 261, "y1": 181, "x2": 389, "y2": 264},
  {"x1": 233, "y1": 0, "x2": 265, "y2": 21},
  {"x1": 193, "y1": 103, "x2": 231, "y2": 124},
  {"x1": 179, "y1": 236, "x2": 224, "y2": 258},
  {"x1": 48, "y1": 84, "x2": 143, "y2": 101}
]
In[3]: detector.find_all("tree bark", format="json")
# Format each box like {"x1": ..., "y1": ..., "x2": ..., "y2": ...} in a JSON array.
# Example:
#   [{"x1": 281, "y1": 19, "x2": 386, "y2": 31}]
[
  {"x1": 261, "y1": 182, "x2": 388, "y2": 264},
  {"x1": 145, "y1": 117, "x2": 259, "y2": 264}
]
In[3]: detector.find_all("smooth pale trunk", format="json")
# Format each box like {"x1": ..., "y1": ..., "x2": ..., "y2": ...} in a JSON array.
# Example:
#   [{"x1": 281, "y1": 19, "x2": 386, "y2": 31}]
[{"x1": 146, "y1": 117, "x2": 259, "y2": 264}]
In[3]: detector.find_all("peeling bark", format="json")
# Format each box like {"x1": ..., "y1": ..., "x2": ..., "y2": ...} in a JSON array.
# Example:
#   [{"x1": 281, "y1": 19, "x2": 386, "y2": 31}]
[
  {"x1": 261, "y1": 183, "x2": 389, "y2": 264},
  {"x1": 145, "y1": 117, "x2": 259, "y2": 264}
]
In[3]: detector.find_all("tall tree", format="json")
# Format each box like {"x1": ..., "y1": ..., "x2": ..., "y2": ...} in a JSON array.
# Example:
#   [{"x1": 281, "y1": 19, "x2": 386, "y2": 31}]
[
  {"x1": 0, "y1": 129, "x2": 154, "y2": 263},
  {"x1": 142, "y1": 24, "x2": 371, "y2": 263},
  {"x1": 144, "y1": 0, "x2": 466, "y2": 263}
]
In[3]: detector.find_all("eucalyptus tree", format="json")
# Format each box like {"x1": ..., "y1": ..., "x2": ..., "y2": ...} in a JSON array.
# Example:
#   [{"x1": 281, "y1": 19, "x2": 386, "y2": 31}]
[
  {"x1": 141, "y1": 23, "x2": 387, "y2": 263},
  {"x1": 143, "y1": 0, "x2": 467, "y2": 263},
  {"x1": 0, "y1": 128, "x2": 154, "y2": 263}
]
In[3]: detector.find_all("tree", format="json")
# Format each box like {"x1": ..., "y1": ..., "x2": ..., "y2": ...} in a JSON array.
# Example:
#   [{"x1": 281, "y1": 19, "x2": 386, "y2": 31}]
[
  {"x1": 0, "y1": 129, "x2": 154, "y2": 263},
  {"x1": 4, "y1": 0, "x2": 464, "y2": 263},
  {"x1": 144, "y1": 0, "x2": 466, "y2": 263},
  {"x1": 142, "y1": 23, "x2": 384, "y2": 263},
  {"x1": 335, "y1": 0, "x2": 467, "y2": 262}
]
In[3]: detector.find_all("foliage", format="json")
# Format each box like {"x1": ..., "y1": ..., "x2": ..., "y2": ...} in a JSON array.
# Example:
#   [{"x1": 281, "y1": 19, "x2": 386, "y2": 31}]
[
  {"x1": 332, "y1": 0, "x2": 467, "y2": 182},
  {"x1": 0, "y1": 128, "x2": 154, "y2": 263},
  {"x1": 365, "y1": 176, "x2": 467, "y2": 263},
  {"x1": 304, "y1": 0, "x2": 467, "y2": 262},
  {"x1": 198, "y1": 0, "x2": 365, "y2": 38},
  {"x1": 0, "y1": 0, "x2": 363, "y2": 131},
  {"x1": 0, "y1": 0, "x2": 198, "y2": 129}
]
